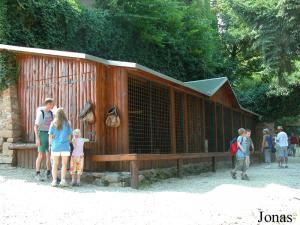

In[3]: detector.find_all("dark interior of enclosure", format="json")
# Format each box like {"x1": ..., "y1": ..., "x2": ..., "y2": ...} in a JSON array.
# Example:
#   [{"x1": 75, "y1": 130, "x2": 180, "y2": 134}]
[
  {"x1": 223, "y1": 106, "x2": 232, "y2": 151},
  {"x1": 205, "y1": 101, "x2": 216, "y2": 152},
  {"x1": 233, "y1": 111, "x2": 241, "y2": 135},
  {"x1": 188, "y1": 95, "x2": 203, "y2": 153},
  {"x1": 216, "y1": 104, "x2": 224, "y2": 152},
  {"x1": 175, "y1": 92, "x2": 185, "y2": 153},
  {"x1": 128, "y1": 75, "x2": 171, "y2": 154}
]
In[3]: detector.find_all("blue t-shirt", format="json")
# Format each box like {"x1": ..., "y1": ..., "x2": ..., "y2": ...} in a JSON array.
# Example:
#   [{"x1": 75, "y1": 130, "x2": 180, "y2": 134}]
[
  {"x1": 49, "y1": 122, "x2": 72, "y2": 152},
  {"x1": 236, "y1": 136, "x2": 247, "y2": 159}
]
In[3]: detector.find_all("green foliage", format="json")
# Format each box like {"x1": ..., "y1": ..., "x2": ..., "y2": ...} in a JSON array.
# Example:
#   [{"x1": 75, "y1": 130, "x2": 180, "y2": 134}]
[
  {"x1": 0, "y1": 0, "x2": 7, "y2": 43},
  {"x1": 0, "y1": 51, "x2": 18, "y2": 91},
  {"x1": 93, "y1": 0, "x2": 225, "y2": 80},
  {"x1": 227, "y1": 0, "x2": 300, "y2": 85},
  {"x1": 216, "y1": 0, "x2": 300, "y2": 121},
  {"x1": 0, "y1": 0, "x2": 225, "y2": 83},
  {"x1": 235, "y1": 78, "x2": 300, "y2": 122}
]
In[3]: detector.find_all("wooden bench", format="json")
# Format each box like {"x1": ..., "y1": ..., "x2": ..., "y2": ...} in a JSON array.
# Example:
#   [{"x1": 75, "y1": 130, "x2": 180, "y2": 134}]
[{"x1": 91, "y1": 152, "x2": 231, "y2": 189}]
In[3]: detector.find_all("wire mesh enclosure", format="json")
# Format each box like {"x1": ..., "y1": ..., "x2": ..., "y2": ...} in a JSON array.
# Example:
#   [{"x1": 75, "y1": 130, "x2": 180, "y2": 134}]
[
  {"x1": 216, "y1": 104, "x2": 224, "y2": 152},
  {"x1": 187, "y1": 95, "x2": 203, "y2": 153},
  {"x1": 241, "y1": 114, "x2": 246, "y2": 128},
  {"x1": 205, "y1": 101, "x2": 216, "y2": 152},
  {"x1": 223, "y1": 106, "x2": 233, "y2": 151},
  {"x1": 245, "y1": 115, "x2": 256, "y2": 144},
  {"x1": 233, "y1": 111, "x2": 242, "y2": 135},
  {"x1": 128, "y1": 74, "x2": 256, "y2": 155},
  {"x1": 128, "y1": 74, "x2": 171, "y2": 154},
  {"x1": 175, "y1": 92, "x2": 185, "y2": 153}
]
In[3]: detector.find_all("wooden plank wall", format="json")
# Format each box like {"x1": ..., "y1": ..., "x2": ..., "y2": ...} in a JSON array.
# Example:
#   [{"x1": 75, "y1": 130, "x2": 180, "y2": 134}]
[
  {"x1": 17, "y1": 54, "x2": 103, "y2": 171},
  {"x1": 103, "y1": 67, "x2": 129, "y2": 171}
]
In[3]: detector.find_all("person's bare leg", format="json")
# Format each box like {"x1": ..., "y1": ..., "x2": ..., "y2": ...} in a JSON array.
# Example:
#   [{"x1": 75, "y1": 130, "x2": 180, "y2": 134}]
[
  {"x1": 35, "y1": 152, "x2": 44, "y2": 173},
  {"x1": 71, "y1": 174, "x2": 76, "y2": 184},
  {"x1": 61, "y1": 156, "x2": 69, "y2": 181},
  {"x1": 77, "y1": 174, "x2": 81, "y2": 185},
  {"x1": 52, "y1": 156, "x2": 59, "y2": 182},
  {"x1": 285, "y1": 157, "x2": 288, "y2": 167},
  {"x1": 46, "y1": 151, "x2": 51, "y2": 171}
]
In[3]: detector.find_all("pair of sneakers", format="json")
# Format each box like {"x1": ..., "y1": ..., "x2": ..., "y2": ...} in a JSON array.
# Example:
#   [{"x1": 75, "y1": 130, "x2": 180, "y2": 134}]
[
  {"x1": 230, "y1": 171, "x2": 237, "y2": 179},
  {"x1": 51, "y1": 179, "x2": 68, "y2": 187},
  {"x1": 242, "y1": 174, "x2": 250, "y2": 181},
  {"x1": 35, "y1": 172, "x2": 52, "y2": 181},
  {"x1": 71, "y1": 182, "x2": 81, "y2": 187},
  {"x1": 230, "y1": 171, "x2": 250, "y2": 181}
]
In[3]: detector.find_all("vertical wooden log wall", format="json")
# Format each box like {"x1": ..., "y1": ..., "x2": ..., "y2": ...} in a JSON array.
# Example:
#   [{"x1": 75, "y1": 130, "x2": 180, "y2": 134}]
[{"x1": 104, "y1": 67, "x2": 129, "y2": 171}]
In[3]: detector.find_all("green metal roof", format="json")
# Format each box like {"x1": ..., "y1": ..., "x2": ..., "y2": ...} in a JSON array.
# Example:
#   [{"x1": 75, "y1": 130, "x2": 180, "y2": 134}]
[
  {"x1": 185, "y1": 77, "x2": 228, "y2": 96},
  {"x1": 185, "y1": 77, "x2": 260, "y2": 117}
]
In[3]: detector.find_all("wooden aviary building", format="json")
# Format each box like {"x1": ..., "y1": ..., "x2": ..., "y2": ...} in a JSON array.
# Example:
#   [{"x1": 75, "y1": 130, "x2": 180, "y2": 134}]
[{"x1": 0, "y1": 44, "x2": 259, "y2": 187}]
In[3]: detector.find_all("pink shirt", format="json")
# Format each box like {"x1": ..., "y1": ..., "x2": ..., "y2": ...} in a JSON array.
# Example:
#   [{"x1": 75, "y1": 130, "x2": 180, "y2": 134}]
[{"x1": 72, "y1": 138, "x2": 89, "y2": 156}]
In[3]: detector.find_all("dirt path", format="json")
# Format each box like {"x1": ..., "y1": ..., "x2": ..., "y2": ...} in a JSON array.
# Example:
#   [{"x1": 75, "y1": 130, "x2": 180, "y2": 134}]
[{"x1": 0, "y1": 157, "x2": 300, "y2": 225}]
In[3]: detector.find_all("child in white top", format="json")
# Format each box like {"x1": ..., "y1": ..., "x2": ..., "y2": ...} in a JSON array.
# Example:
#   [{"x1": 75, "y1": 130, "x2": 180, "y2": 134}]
[{"x1": 70, "y1": 129, "x2": 89, "y2": 186}]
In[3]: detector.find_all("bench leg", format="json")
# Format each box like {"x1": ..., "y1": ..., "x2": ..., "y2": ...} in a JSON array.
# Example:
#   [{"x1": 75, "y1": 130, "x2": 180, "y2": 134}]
[
  {"x1": 212, "y1": 157, "x2": 216, "y2": 172},
  {"x1": 130, "y1": 160, "x2": 139, "y2": 189},
  {"x1": 177, "y1": 158, "x2": 183, "y2": 178}
]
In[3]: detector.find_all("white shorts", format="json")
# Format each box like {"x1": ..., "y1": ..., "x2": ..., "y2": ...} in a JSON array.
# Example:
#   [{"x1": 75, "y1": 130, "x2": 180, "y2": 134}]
[{"x1": 51, "y1": 151, "x2": 70, "y2": 157}]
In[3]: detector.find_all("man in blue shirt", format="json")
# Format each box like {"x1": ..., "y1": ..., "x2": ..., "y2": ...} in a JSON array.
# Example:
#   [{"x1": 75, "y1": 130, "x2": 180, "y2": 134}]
[{"x1": 231, "y1": 128, "x2": 249, "y2": 180}]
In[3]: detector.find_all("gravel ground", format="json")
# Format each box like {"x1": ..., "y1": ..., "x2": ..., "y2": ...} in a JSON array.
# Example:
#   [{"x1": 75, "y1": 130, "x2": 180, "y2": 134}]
[{"x1": 0, "y1": 157, "x2": 300, "y2": 225}]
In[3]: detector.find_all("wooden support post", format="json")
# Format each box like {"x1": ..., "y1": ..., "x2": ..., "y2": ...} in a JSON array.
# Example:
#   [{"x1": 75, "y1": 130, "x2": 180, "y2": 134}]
[
  {"x1": 130, "y1": 160, "x2": 139, "y2": 189},
  {"x1": 221, "y1": 105, "x2": 225, "y2": 152},
  {"x1": 231, "y1": 109, "x2": 234, "y2": 137},
  {"x1": 170, "y1": 88, "x2": 176, "y2": 154},
  {"x1": 202, "y1": 100, "x2": 206, "y2": 152},
  {"x1": 183, "y1": 94, "x2": 189, "y2": 153},
  {"x1": 214, "y1": 103, "x2": 218, "y2": 152},
  {"x1": 212, "y1": 156, "x2": 216, "y2": 172},
  {"x1": 177, "y1": 158, "x2": 183, "y2": 178}
]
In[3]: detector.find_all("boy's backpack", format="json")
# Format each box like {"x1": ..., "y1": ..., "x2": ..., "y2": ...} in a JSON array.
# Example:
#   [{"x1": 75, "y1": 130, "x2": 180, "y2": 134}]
[
  {"x1": 230, "y1": 137, "x2": 238, "y2": 156},
  {"x1": 230, "y1": 137, "x2": 244, "y2": 156},
  {"x1": 40, "y1": 109, "x2": 53, "y2": 120}
]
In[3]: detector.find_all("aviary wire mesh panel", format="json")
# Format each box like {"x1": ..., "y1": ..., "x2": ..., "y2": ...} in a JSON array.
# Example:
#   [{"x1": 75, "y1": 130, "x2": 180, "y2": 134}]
[
  {"x1": 205, "y1": 101, "x2": 216, "y2": 152},
  {"x1": 233, "y1": 111, "x2": 242, "y2": 135},
  {"x1": 188, "y1": 95, "x2": 203, "y2": 153},
  {"x1": 128, "y1": 76, "x2": 151, "y2": 153},
  {"x1": 151, "y1": 82, "x2": 171, "y2": 153},
  {"x1": 128, "y1": 75, "x2": 171, "y2": 154},
  {"x1": 241, "y1": 114, "x2": 246, "y2": 128},
  {"x1": 175, "y1": 92, "x2": 185, "y2": 153},
  {"x1": 245, "y1": 115, "x2": 254, "y2": 131},
  {"x1": 245, "y1": 115, "x2": 256, "y2": 143},
  {"x1": 216, "y1": 104, "x2": 224, "y2": 152},
  {"x1": 223, "y1": 106, "x2": 233, "y2": 151}
]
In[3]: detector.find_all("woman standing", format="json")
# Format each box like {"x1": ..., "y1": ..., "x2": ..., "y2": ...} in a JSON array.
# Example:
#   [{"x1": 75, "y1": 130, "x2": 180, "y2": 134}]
[
  {"x1": 261, "y1": 128, "x2": 273, "y2": 168},
  {"x1": 48, "y1": 108, "x2": 72, "y2": 187}
]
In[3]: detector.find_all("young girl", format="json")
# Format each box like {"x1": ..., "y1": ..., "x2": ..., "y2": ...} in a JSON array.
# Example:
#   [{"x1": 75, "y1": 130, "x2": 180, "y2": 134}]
[
  {"x1": 70, "y1": 129, "x2": 89, "y2": 186},
  {"x1": 48, "y1": 108, "x2": 72, "y2": 187}
]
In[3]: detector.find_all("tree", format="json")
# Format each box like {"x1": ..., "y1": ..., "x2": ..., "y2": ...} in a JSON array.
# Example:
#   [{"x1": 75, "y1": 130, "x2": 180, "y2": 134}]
[{"x1": 227, "y1": 0, "x2": 300, "y2": 87}]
